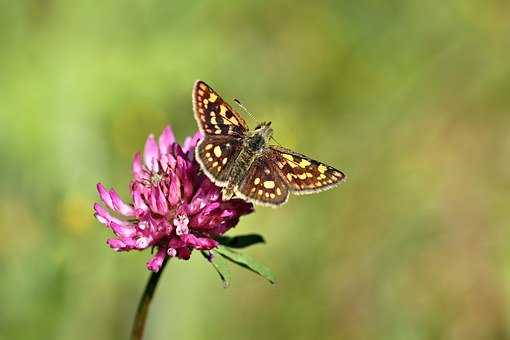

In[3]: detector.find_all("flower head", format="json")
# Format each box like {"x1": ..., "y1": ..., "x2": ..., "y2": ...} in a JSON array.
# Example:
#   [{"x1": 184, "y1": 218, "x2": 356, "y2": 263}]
[{"x1": 94, "y1": 126, "x2": 253, "y2": 272}]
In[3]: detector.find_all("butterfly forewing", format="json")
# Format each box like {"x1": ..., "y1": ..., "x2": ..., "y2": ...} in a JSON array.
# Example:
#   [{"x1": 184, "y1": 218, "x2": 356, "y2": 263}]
[
  {"x1": 193, "y1": 81, "x2": 249, "y2": 137},
  {"x1": 196, "y1": 135, "x2": 244, "y2": 185},
  {"x1": 237, "y1": 152, "x2": 289, "y2": 206},
  {"x1": 269, "y1": 146, "x2": 346, "y2": 194}
]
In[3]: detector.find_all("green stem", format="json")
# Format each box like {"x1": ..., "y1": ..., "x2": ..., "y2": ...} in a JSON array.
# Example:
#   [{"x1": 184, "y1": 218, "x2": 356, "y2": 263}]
[{"x1": 130, "y1": 258, "x2": 169, "y2": 340}]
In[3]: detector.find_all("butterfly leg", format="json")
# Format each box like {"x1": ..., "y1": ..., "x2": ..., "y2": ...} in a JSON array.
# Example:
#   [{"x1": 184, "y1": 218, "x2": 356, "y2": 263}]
[{"x1": 222, "y1": 183, "x2": 236, "y2": 200}]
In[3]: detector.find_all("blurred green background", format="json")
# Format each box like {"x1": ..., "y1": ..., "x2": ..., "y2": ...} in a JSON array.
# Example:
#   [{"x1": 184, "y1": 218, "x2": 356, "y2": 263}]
[{"x1": 1, "y1": 1, "x2": 509, "y2": 339}]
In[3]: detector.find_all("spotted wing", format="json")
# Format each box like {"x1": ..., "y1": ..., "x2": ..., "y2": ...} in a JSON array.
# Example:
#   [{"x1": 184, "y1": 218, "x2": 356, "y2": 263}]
[
  {"x1": 237, "y1": 152, "x2": 290, "y2": 206},
  {"x1": 269, "y1": 145, "x2": 346, "y2": 194},
  {"x1": 193, "y1": 80, "x2": 249, "y2": 138},
  {"x1": 196, "y1": 135, "x2": 243, "y2": 186}
]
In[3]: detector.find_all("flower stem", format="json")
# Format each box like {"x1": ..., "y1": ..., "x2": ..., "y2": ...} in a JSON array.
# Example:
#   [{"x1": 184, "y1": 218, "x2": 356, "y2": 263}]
[{"x1": 131, "y1": 258, "x2": 169, "y2": 340}]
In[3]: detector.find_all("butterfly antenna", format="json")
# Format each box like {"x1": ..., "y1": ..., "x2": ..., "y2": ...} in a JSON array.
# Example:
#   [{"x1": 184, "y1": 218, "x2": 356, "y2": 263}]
[
  {"x1": 270, "y1": 136, "x2": 283, "y2": 147},
  {"x1": 234, "y1": 98, "x2": 283, "y2": 146},
  {"x1": 233, "y1": 98, "x2": 259, "y2": 124}
]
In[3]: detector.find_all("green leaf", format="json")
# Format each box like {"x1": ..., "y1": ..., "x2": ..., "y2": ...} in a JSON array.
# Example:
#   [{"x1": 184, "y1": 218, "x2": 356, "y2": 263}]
[
  {"x1": 217, "y1": 234, "x2": 266, "y2": 248},
  {"x1": 201, "y1": 251, "x2": 231, "y2": 288},
  {"x1": 214, "y1": 246, "x2": 276, "y2": 284}
]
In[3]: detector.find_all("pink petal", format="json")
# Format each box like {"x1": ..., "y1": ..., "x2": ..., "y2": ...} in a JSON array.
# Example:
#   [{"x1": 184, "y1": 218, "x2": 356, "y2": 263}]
[
  {"x1": 202, "y1": 201, "x2": 221, "y2": 215},
  {"x1": 135, "y1": 236, "x2": 152, "y2": 249},
  {"x1": 209, "y1": 218, "x2": 238, "y2": 235},
  {"x1": 147, "y1": 190, "x2": 159, "y2": 214},
  {"x1": 144, "y1": 134, "x2": 159, "y2": 172},
  {"x1": 159, "y1": 154, "x2": 169, "y2": 172},
  {"x1": 155, "y1": 186, "x2": 169, "y2": 215},
  {"x1": 109, "y1": 189, "x2": 135, "y2": 216},
  {"x1": 181, "y1": 234, "x2": 218, "y2": 250},
  {"x1": 107, "y1": 239, "x2": 126, "y2": 251},
  {"x1": 173, "y1": 214, "x2": 189, "y2": 235},
  {"x1": 207, "y1": 187, "x2": 221, "y2": 202},
  {"x1": 175, "y1": 151, "x2": 187, "y2": 177},
  {"x1": 220, "y1": 199, "x2": 254, "y2": 216},
  {"x1": 168, "y1": 173, "x2": 181, "y2": 206},
  {"x1": 176, "y1": 247, "x2": 192, "y2": 260},
  {"x1": 132, "y1": 152, "x2": 143, "y2": 180},
  {"x1": 97, "y1": 183, "x2": 114, "y2": 210},
  {"x1": 220, "y1": 209, "x2": 236, "y2": 218},
  {"x1": 168, "y1": 237, "x2": 185, "y2": 249},
  {"x1": 145, "y1": 186, "x2": 168, "y2": 215},
  {"x1": 190, "y1": 202, "x2": 221, "y2": 229},
  {"x1": 188, "y1": 186, "x2": 209, "y2": 214},
  {"x1": 107, "y1": 237, "x2": 139, "y2": 251},
  {"x1": 167, "y1": 153, "x2": 177, "y2": 169},
  {"x1": 109, "y1": 221, "x2": 137, "y2": 238},
  {"x1": 158, "y1": 126, "x2": 175, "y2": 155},
  {"x1": 173, "y1": 142, "x2": 185, "y2": 157},
  {"x1": 181, "y1": 171, "x2": 194, "y2": 201},
  {"x1": 182, "y1": 131, "x2": 203, "y2": 154},
  {"x1": 93, "y1": 203, "x2": 133, "y2": 228},
  {"x1": 132, "y1": 188, "x2": 149, "y2": 212},
  {"x1": 188, "y1": 196, "x2": 206, "y2": 215},
  {"x1": 147, "y1": 247, "x2": 167, "y2": 272}
]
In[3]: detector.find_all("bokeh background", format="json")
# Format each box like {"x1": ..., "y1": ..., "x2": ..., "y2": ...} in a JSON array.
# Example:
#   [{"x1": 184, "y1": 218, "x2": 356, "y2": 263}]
[{"x1": 1, "y1": 1, "x2": 509, "y2": 339}]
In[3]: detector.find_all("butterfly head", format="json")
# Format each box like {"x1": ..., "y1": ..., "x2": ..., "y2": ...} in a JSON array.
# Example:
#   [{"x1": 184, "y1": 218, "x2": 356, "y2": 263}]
[{"x1": 254, "y1": 121, "x2": 273, "y2": 140}]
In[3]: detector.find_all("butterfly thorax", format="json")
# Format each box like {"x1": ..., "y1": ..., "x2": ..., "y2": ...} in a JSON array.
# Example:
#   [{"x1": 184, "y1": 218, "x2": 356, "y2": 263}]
[
  {"x1": 222, "y1": 123, "x2": 273, "y2": 199},
  {"x1": 247, "y1": 122, "x2": 272, "y2": 152}
]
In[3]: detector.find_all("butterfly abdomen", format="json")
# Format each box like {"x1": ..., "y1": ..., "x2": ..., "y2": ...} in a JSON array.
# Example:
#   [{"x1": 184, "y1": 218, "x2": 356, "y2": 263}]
[
  {"x1": 231, "y1": 148, "x2": 257, "y2": 186},
  {"x1": 220, "y1": 147, "x2": 256, "y2": 199},
  {"x1": 223, "y1": 130, "x2": 270, "y2": 199}
]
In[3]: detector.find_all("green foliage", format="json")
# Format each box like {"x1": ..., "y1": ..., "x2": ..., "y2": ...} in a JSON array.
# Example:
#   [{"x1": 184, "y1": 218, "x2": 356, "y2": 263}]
[
  {"x1": 214, "y1": 245, "x2": 276, "y2": 285},
  {"x1": 217, "y1": 234, "x2": 266, "y2": 248},
  {"x1": 202, "y1": 251, "x2": 231, "y2": 288},
  {"x1": 203, "y1": 234, "x2": 273, "y2": 287}
]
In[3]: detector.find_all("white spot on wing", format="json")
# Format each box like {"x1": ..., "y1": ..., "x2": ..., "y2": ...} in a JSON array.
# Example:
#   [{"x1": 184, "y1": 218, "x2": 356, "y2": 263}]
[
  {"x1": 214, "y1": 146, "x2": 222, "y2": 157},
  {"x1": 263, "y1": 181, "x2": 275, "y2": 189}
]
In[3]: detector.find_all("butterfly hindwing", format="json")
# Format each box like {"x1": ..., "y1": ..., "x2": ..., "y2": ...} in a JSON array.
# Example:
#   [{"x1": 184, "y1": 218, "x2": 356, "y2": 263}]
[
  {"x1": 269, "y1": 146, "x2": 346, "y2": 194},
  {"x1": 193, "y1": 81, "x2": 249, "y2": 138},
  {"x1": 196, "y1": 135, "x2": 244, "y2": 185},
  {"x1": 237, "y1": 152, "x2": 289, "y2": 206}
]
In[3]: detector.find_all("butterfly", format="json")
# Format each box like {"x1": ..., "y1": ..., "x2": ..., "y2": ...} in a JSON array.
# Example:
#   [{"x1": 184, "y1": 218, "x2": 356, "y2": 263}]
[{"x1": 192, "y1": 80, "x2": 346, "y2": 207}]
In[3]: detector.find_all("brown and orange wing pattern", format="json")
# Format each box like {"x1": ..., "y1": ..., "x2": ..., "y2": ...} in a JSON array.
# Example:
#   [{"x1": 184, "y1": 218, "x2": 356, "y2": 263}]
[
  {"x1": 237, "y1": 152, "x2": 290, "y2": 206},
  {"x1": 195, "y1": 135, "x2": 244, "y2": 186},
  {"x1": 269, "y1": 146, "x2": 346, "y2": 195},
  {"x1": 192, "y1": 80, "x2": 249, "y2": 138}
]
